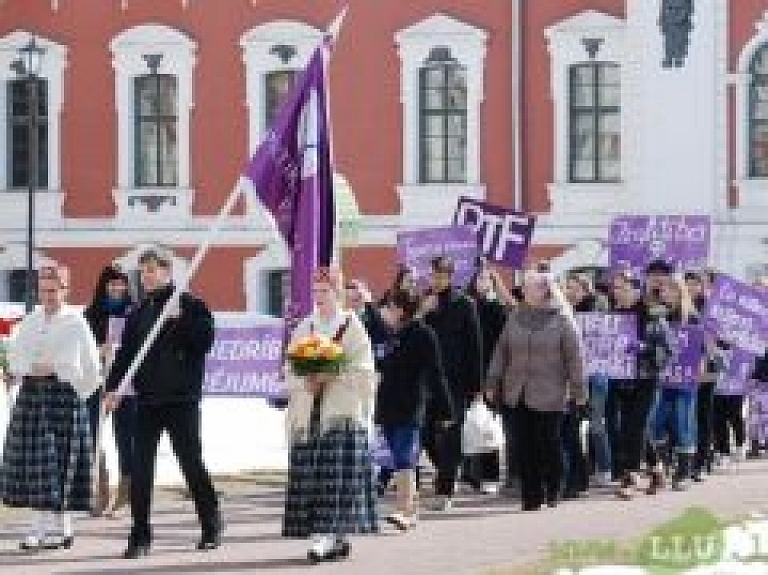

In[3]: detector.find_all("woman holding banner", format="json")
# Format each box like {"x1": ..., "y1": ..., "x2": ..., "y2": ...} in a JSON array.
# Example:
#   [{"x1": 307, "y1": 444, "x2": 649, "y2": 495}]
[
  {"x1": 649, "y1": 275, "x2": 703, "y2": 492},
  {"x1": 608, "y1": 271, "x2": 672, "y2": 499},
  {"x1": 282, "y1": 267, "x2": 378, "y2": 563}
]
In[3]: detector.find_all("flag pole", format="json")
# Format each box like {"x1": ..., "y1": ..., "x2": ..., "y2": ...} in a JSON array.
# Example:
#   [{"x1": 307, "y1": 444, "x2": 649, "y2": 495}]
[{"x1": 111, "y1": 179, "x2": 244, "y2": 397}]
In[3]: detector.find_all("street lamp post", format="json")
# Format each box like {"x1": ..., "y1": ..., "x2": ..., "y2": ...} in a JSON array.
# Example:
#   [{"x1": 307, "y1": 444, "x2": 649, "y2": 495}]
[{"x1": 11, "y1": 37, "x2": 45, "y2": 312}]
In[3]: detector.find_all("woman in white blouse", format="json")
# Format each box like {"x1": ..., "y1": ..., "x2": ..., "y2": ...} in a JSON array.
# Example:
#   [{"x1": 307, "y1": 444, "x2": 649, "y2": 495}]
[
  {"x1": 282, "y1": 267, "x2": 379, "y2": 563},
  {"x1": 0, "y1": 265, "x2": 101, "y2": 551}
]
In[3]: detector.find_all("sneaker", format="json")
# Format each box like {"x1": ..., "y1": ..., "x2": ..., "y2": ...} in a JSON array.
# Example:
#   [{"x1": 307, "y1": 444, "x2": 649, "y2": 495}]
[
  {"x1": 385, "y1": 513, "x2": 416, "y2": 531},
  {"x1": 591, "y1": 472, "x2": 613, "y2": 488},
  {"x1": 480, "y1": 483, "x2": 500, "y2": 496}
]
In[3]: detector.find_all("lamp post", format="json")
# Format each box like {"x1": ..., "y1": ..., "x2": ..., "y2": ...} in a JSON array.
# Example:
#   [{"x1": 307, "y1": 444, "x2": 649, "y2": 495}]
[{"x1": 11, "y1": 37, "x2": 45, "y2": 312}]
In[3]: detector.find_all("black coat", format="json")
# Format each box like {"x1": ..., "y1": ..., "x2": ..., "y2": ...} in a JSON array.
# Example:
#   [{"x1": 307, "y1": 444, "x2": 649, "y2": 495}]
[
  {"x1": 84, "y1": 299, "x2": 133, "y2": 346},
  {"x1": 753, "y1": 351, "x2": 768, "y2": 383},
  {"x1": 358, "y1": 304, "x2": 394, "y2": 371},
  {"x1": 474, "y1": 297, "x2": 507, "y2": 377},
  {"x1": 375, "y1": 319, "x2": 455, "y2": 427},
  {"x1": 106, "y1": 284, "x2": 215, "y2": 405},
  {"x1": 424, "y1": 288, "x2": 484, "y2": 400}
]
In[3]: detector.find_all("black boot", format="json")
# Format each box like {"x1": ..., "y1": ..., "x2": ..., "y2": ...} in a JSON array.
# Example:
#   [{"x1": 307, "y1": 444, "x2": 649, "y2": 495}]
[
  {"x1": 123, "y1": 536, "x2": 151, "y2": 559},
  {"x1": 198, "y1": 509, "x2": 222, "y2": 551},
  {"x1": 672, "y1": 454, "x2": 691, "y2": 491}
]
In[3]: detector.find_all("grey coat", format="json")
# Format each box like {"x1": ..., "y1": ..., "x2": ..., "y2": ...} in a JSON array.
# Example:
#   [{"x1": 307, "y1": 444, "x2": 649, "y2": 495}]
[{"x1": 487, "y1": 306, "x2": 587, "y2": 413}]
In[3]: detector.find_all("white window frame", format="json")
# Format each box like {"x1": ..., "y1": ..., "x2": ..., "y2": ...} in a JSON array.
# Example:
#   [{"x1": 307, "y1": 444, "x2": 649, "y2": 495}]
[
  {"x1": 734, "y1": 10, "x2": 768, "y2": 209},
  {"x1": 395, "y1": 14, "x2": 487, "y2": 224},
  {"x1": 0, "y1": 31, "x2": 66, "y2": 224},
  {"x1": 110, "y1": 24, "x2": 196, "y2": 221},
  {"x1": 545, "y1": 11, "x2": 627, "y2": 215}
]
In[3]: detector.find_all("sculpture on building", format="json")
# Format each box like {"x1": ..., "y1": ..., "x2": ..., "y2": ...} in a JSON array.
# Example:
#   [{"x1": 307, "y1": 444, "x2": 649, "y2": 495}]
[{"x1": 659, "y1": 0, "x2": 693, "y2": 68}]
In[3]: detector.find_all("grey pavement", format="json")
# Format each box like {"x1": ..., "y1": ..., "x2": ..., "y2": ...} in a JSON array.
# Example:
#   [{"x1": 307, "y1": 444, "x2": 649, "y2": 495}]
[{"x1": 1, "y1": 460, "x2": 768, "y2": 575}]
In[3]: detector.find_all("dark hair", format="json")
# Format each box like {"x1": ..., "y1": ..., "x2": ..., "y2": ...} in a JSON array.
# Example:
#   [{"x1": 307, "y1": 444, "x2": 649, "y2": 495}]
[
  {"x1": 388, "y1": 289, "x2": 422, "y2": 322},
  {"x1": 646, "y1": 259, "x2": 673, "y2": 275},
  {"x1": 613, "y1": 270, "x2": 641, "y2": 290},
  {"x1": 138, "y1": 248, "x2": 173, "y2": 269},
  {"x1": 684, "y1": 271, "x2": 701, "y2": 283},
  {"x1": 430, "y1": 256, "x2": 454, "y2": 274},
  {"x1": 89, "y1": 264, "x2": 131, "y2": 308},
  {"x1": 393, "y1": 265, "x2": 413, "y2": 291}
]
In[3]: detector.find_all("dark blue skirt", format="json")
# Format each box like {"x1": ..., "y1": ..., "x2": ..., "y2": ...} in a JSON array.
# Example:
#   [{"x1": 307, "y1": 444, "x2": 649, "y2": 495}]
[
  {"x1": 0, "y1": 377, "x2": 93, "y2": 512},
  {"x1": 283, "y1": 422, "x2": 378, "y2": 538}
]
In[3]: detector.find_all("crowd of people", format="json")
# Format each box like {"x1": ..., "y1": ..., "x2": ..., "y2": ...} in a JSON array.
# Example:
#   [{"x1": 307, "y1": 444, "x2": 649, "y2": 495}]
[{"x1": 0, "y1": 248, "x2": 767, "y2": 566}]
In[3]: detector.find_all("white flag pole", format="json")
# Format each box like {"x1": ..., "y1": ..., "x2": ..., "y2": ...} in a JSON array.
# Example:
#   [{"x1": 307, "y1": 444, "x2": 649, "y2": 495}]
[{"x1": 112, "y1": 179, "x2": 244, "y2": 397}]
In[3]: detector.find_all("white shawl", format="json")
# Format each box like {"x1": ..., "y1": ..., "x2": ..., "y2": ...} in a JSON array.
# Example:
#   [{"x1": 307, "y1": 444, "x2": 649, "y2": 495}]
[{"x1": 284, "y1": 310, "x2": 378, "y2": 442}]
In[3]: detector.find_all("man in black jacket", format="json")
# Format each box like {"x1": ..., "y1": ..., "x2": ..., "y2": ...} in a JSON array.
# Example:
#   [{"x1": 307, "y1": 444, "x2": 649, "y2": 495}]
[
  {"x1": 104, "y1": 248, "x2": 219, "y2": 559},
  {"x1": 423, "y1": 256, "x2": 484, "y2": 511}
]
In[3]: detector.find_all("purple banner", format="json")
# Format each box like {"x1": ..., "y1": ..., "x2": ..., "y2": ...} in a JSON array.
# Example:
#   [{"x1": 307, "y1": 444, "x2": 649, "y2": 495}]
[
  {"x1": 716, "y1": 347, "x2": 754, "y2": 396},
  {"x1": 453, "y1": 197, "x2": 535, "y2": 269},
  {"x1": 705, "y1": 275, "x2": 768, "y2": 357},
  {"x1": 396, "y1": 226, "x2": 479, "y2": 290},
  {"x1": 575, "y1": 313, "x2": 637, "y2": 379},
  {"x1": 204, "y1": 325, "x2": 285, "y2": 398},
  {"x1": 610, "y1": 215, "x2": 711, "y2": 276},
  {"x1": 748, "y1": 388, "x2": 768, "y2": 444},
  {"x1": 661, "y1": 325, "x2": 706, "y2": 389}
]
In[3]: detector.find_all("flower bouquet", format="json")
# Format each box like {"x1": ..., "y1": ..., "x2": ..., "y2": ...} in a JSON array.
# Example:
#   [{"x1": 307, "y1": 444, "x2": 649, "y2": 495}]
[{"x1": 286, "y1": 333, "x2": 347, "y2": 377}]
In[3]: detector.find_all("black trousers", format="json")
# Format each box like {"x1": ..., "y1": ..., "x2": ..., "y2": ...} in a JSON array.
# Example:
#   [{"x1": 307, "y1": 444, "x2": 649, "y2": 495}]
[
  {"x1": 423, "y1": 414, "x2": 462, "y2": 497},
  {"x1": 499, "y1": 404, "x2": 519, "y2": 486},
  {"x1": 713, "y1": 394, "x2": 746, "y2": 455},
  {"x1": 131, "y1": 402, "x2": 219, "y2": 544},
  {"x1": 561, "y1": 410, "x2": 588, "y2": 492},
  {"x1": 515, "y1": 402, "x2": 563, "y2": 507},
  {"x1": 694, "y1": 382, "x2": 716, "y2": 471},
  {"x1": 611, "y1": 382, "x2": 657, "y2": 478}
]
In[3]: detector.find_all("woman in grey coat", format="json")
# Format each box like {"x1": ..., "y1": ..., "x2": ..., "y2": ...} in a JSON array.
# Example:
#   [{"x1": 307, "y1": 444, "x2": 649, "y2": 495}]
[{"x1": 487, "y1": 270, "x2": 587, "y2": 512}]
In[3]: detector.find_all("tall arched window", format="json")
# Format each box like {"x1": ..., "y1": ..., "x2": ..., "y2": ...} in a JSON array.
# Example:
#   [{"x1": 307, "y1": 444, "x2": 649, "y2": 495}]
[{"x1": 749, "y1": 44, "x2": 768, "y2": 178}]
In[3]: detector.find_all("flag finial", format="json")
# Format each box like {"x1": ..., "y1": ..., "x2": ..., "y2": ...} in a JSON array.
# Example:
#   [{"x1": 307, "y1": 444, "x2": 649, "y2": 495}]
[{"x1": 327, "y1": 5, "x2": 349, "y2": 43}]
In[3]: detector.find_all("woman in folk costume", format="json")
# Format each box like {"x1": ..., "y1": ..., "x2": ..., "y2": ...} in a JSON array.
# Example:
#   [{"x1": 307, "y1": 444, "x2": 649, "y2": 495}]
[
  {"x1": 282, "y1": 266, "x2": 379, "y2": 563},
  {"x1": 0, "y1": 265, "x2": 101, "y2": 550}
]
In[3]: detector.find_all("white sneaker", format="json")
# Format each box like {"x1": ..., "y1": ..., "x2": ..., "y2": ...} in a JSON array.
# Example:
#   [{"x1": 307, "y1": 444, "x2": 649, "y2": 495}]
[
  {"x1": 480, "y1": 483, "x2": 500, "y2": 496},
  {"x1": 308, "y1": 535, "x2": 335, "y2": 559},
  {"x1": 591, "y1": 472, "x2": 613, "y2": 488},
  {"x1": 733, "y1": 447, "x2": 747, "y2": 463},
  {"x1": 385, "y1": 512, "x2": 416, "y2": 531}
]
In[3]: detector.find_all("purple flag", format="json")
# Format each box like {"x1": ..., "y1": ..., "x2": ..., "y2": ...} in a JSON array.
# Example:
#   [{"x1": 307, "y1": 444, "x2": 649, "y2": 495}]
[
  {"x1": 610, "y1": 215, "x2": 710, "y2": 277},
  {"x1": 244, "y1": 43, "x2": 335, "y2": 330},
  {"x1": 661, "y1": 325, "x2": 706, "y2": 389},
  {"x1": 748, "y1": 387, "x2": 768, "y2": 443},
  {"x1": 396, "y1": 226, "x2": 479, "y2": 290},
  {"x1": 716, "y1": 348, "x2": 754, "y2": 396},
  {"x1": 204, "y1": 324, "x2": 285, "y2": 398},
  {"x1": 453, "y1": 197, "x2": 535, "y2": 269},
  {"x1": 575, "y1": 313, "x2": 637, "y2": 379}
]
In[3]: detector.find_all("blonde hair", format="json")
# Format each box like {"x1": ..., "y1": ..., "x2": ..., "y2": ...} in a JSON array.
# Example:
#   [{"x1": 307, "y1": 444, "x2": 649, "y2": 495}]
[{"x1": 667, "y1": 274, "x2": 697, "y2": 322}]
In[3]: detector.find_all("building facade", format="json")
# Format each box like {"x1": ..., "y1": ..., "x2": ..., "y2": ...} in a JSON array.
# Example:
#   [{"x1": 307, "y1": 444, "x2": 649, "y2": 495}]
[{"x1": 0, "y1": 0, "x2": 766, "y2": 312}]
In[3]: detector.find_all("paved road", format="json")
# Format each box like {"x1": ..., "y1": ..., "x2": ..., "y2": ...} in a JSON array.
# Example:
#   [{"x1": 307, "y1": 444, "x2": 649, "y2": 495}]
[{"x1": 1, "y1": 460, "x2": 768, "y2": 575}]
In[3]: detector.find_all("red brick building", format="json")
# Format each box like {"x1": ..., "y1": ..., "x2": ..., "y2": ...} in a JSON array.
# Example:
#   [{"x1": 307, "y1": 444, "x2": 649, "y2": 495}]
[{"x1": 0, "y1": 0, "x2": 766, "y2": 312}]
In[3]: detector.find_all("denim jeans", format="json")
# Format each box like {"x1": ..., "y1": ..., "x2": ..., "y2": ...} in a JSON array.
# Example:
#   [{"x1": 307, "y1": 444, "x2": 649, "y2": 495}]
[
  {"x1": 589, "y1": 376, "x2": 612, "y2": 474},
  {"x1": 650, "y1": 387, "x2": 697, "y2": 454}
]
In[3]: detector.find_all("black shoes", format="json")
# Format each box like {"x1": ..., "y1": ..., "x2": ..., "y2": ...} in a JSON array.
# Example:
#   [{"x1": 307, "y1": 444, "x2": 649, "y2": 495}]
[
  {"x1": 308, "y1": 540, "x2": 350, "y2": 564},
  {"x1": 197, "y1": 531, "x2": 221, "y2": 551}
]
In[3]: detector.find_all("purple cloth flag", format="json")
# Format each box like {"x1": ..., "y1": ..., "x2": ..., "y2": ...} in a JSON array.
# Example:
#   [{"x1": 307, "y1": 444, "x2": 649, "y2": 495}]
[
  {"x1": 244, "y1": 42, "x2": 335, "y2": 331},
  {"x1": 575, "y1": 313, "x2": 637, "y2": 379},
  {"x1": 661, "y1": 325, "x2": 705, "y2": 389}
]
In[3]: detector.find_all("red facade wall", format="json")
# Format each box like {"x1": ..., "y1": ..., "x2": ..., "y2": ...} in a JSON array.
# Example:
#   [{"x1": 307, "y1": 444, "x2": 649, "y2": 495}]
[{"x1": 2, "y1": 0, "x2": 515, "y2": 217}]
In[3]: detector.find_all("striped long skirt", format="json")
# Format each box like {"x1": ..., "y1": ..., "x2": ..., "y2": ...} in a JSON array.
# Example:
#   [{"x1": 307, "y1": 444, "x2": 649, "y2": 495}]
[
  {"x1": 283, "y1": 422, "x2": 378, "y2": 538},
  {"x1": 0, "y1": 377, "x2": 93, "y2": 512}
]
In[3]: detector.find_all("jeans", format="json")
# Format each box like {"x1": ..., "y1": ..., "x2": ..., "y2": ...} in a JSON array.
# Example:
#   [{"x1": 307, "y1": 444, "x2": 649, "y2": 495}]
[
  {"x1": 650, "y1": 387, "x2": 697, "y2": 454},
  {"x1": 589, "y1": 376, "x2": 612, "y2": 474}
]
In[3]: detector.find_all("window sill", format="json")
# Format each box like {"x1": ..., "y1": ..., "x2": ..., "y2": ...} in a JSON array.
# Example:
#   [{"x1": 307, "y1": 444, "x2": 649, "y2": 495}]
[
  {"x1": 0, "y1": 189, "x2": 65, "y2": 224},
  {"x1": 734, "y1": 179, "x2": 768, "y2": 209},
  {"x1": 396, "y1": 183, "x2": 485, "y2": 227},
  {"x1": 112, "y1": 188, "x2": 195, "y2": 222},
  {"x1": 547, "y1": 181, "x2": 628, "y2": 215}
]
